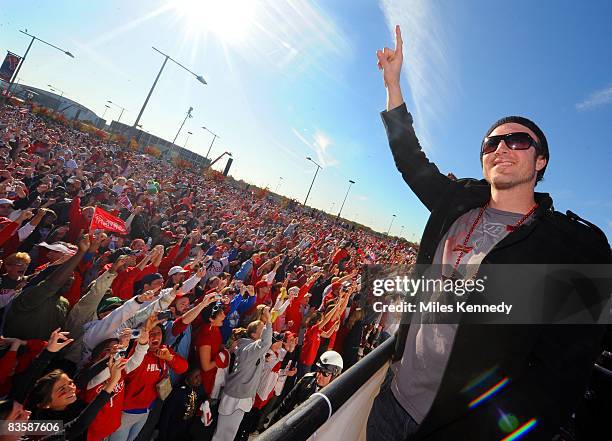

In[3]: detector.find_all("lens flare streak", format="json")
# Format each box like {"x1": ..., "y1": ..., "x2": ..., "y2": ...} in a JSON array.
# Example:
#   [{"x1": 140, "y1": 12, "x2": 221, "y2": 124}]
[
  {"x1": 500, "y1": 418, "x2": 538, "y2": 441},
  {"x1": 468, "y1": 377, "x2": 509, "y2": 409}
]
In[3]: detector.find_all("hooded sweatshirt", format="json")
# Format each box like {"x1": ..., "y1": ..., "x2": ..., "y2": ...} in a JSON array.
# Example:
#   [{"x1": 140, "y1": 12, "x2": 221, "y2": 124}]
[
  {"x1": 223, "y1": 323, "x2": 272, "y2": 399},
  {"x1": 123, "y1": 346, "x2": 188, "y2": 411}
]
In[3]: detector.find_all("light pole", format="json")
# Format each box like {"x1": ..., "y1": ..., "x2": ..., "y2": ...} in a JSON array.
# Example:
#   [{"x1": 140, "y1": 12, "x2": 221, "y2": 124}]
[
  {"x1": 337, "y1": 179, "x2": 355, "y2": 220},
  {"x1": 132, "y1": 46, "x2": 206, "y2": 129},
  {"x1": 386, "y1": 214, "x2": 396, "y2": 235},
  {"x1": 101, "y1": 104, "x2": 111, "y2": 120},
  {"x1": 275, "y1": 177, "x2": 283, "y2": 193},
  {"x1": 172, "y1": 106, "x2": 193, "y2": 147},
  {"x1": 304, "y1": 156, "x2": 322, "y2": 206},
  {"x1": 183, "y1": 131, "x2": 193, "y2": 148},
  {"x1": 48, "y1": 85, "x2": 65, "y2": 111},
  {"x1": 329, "y1": 202, "x2": 335, "y2": 213},
  {"x1": 48, "y1": 84, "x2": 64, "y2": 98},
  {"x1": 107, "y1": 100, "x2": 127, "y2": 123},
  {"x1": 399, "y1": 225, "x2": 405, "y2": 237},
  {"x1": 202, "y1": 126, "x2": 219, "y2": 160},
  {"x1": 4, "y1": 30, "x2": 74, "y2": 101}
]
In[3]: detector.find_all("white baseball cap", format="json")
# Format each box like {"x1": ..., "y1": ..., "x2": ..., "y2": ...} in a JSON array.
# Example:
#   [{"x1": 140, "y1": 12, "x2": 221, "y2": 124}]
[{"x1": 168, "y1": 265, "x2": 189, "y2": 276}]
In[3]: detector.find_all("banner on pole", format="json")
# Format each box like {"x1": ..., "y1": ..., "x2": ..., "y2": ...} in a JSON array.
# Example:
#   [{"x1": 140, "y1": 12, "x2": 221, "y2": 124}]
[{"x1": 0, "y1": 52, "x2": 22, "y2": 82}]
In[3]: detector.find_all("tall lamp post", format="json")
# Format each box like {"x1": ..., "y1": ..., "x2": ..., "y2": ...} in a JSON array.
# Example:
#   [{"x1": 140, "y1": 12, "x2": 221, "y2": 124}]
[
  {"x1": 4, "y1": 30, "x2": 74, "y2": 102},
  {"x1": 275, "y1": 177, "x2": 283, "y2": 193},
  {"x1": 107, "y1": 100, "x2": 127, "y2": 123},
  {"x1": 172, "y1": 106, "x2": 193, "y2": 147},
  {"x1": 183, "y1": 131, "x2": 193, "y2": 148},
  {"x1": 132, "y1": 46, "x2": 206, "y2": 130},
  {"x1": 101, "y1": 104, "x2": 110, "y2": 120},
  {"x1": 202, "y1": 126, "x2": 219, "y2": 160},
  {"x1": 399, "y1": 225, "x2": 405, "y2": 238},
  {"x1": 337, "y1": 179, "x2": 356, "y2": 220},
  {"x1": 303, "y1": 156, "x2": 322, "y2": 206},
  {"x1": 48, "y1": 85, "x2": 65, "y2": 111},
  {"x1": 386, "y1": 214, "x2": 397, "y2": 235}
]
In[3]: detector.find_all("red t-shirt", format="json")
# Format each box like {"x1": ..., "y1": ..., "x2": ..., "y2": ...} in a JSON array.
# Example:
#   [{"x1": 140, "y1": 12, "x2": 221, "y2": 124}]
[
  {"x1": 196, "y1": 324, "x2": 223, "y2": 395},
  {"x1": 332, "y1": 248, "x2": 349, "y2": 265},
  {"x1": 300, "y1": 324, "x2": 321, "y2": 366}
]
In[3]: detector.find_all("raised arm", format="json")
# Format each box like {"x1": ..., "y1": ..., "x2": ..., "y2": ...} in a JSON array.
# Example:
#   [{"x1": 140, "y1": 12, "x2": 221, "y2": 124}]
[
  {"x1": 377, "y1": 25, "x2": 457, "y2": 212},
  {"x1": 180, "y1": 292, "x2": 217, "y2": 325},
  {"x1": 46, "y1": 234, "x2": 89, "y2": 288}
]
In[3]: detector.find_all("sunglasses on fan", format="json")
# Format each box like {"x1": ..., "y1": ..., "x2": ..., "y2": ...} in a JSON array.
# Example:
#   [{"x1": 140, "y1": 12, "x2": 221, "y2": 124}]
[{"x1": 481, "y1": 132, "x2": 540, "y2": 155}]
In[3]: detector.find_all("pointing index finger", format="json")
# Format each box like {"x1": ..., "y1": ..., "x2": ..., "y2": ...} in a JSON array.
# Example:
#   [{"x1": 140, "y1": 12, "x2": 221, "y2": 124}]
[{"x1": 395, "y1": 25, "x2": 403, "y2": 51}]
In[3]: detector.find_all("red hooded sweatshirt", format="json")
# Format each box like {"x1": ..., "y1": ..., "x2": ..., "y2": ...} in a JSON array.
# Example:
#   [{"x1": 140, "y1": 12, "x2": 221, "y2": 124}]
[{"x1": 122, "y1": 346, "x2": 188, "y2": 411}]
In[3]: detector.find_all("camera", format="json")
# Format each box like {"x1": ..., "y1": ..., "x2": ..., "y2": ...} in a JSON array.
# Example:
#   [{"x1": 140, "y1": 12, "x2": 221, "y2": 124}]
[{"x1": 157, "y1": 310, "x2": 174, "y2": 321}]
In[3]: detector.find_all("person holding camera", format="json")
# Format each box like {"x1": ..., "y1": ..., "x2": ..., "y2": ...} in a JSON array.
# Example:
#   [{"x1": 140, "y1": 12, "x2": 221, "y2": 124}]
[{"x1": 108, "y1": 316, "x2": 188, "y2": 441}]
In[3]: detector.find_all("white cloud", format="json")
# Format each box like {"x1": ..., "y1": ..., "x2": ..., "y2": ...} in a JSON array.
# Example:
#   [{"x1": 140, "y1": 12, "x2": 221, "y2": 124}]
[
  {"x1": 378, "y1": 0, "x2": 456, "y2": 151},
  {"x1": 576, "y1": 85, "x2": 612, "y2": 111},
  {"x1": 292, "y1": 128, "x2": 339, "y2": 167}
]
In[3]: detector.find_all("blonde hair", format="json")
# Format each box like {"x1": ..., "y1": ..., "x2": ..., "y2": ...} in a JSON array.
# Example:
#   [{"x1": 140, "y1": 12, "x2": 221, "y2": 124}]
[
  {"x1": 247, "y1": 320, "x2": 263, "y2": 339},
  {"x1": 254, "y1": 304, "x2": 267, "y2": 321},
  {"x1": 5, "y1": 252, "x2": 31, "y2": 266}
]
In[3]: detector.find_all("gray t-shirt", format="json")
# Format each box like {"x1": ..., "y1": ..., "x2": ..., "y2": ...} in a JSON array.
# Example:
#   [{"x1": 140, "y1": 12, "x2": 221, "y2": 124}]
[{"x1": 391, "y1": 207, "x2": 530, "y2": 423}]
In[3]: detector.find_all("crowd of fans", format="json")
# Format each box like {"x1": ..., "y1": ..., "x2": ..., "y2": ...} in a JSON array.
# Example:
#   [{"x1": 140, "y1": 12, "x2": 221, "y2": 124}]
[{"x1": 0, "y1": 102, "x2": 416, "y2": 441}]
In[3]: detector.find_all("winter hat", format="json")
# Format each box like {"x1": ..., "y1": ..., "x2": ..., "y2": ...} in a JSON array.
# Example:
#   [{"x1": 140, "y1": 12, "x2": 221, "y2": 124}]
[
  {"x1": 141, "y1": 273, "x2": 163, "y2": 285},
  {"x1": 482, "y1": 116, "x2": 549, "y2": 182},
  {"x1": 97, "y1": 297, "x2": 123, "y2": 315}
]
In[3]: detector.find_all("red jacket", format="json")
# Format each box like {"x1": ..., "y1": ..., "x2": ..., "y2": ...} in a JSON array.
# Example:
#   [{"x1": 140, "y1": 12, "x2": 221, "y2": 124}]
[
  {"x1": 0, "y1": 339, "x2": 46, "y2": 396},
  {"x1": 67, "y1": 197, "x2": 90, "y2": 244},
  {"x1": 122, "y1": 347, "x2": 188, "y2": 410},
  {"x1": 285, "y1": 279, "x2": 315, "y2": 335},
  {"x1": 0, "y1": 218, "x2": 18, "y2": 248},
  {"x1": 82, "y1": 376, "x2": 127, "y2": 441},
  {"x1": 109, "y1": 264, "x2": 157, "y2": 300}
]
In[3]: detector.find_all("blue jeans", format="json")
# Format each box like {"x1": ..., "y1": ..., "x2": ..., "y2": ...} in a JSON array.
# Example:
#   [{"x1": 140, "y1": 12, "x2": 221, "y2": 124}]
[
  {"x1": 367, "y1": 369, "x2": 419, "y2": 441},
  {"x1": 108, "y1": 411, "x2": 149, "y2": 441}
]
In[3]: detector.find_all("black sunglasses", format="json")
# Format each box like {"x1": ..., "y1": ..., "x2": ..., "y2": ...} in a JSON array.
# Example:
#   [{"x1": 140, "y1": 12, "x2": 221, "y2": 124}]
[{"x1": 481, "y1": 132, "x2": 539, "y2": 155}]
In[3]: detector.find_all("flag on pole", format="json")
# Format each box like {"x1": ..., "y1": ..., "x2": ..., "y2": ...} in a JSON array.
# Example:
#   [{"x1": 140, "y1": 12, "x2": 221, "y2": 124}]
[
  {"x1": 0, "y1": 52, "x2": 22, "y2": 82},
  {"x1": 89, "y1": 206, "x2": 128, "y2": 235},
  {"x1": 117, "y1": 193, "x2": 133, "y2": 210}
]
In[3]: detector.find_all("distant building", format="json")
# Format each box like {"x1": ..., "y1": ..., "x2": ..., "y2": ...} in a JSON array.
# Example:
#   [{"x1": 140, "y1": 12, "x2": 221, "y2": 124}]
[
  {"x1": 1, "y1": 80, "x2": 213, "y2": 168},
  {"x1": 1, "y1": 80, "x2": 104, "y2": 127},
  {"x1": 108, "y1": 120, "x2": 210, "y2": 166}
]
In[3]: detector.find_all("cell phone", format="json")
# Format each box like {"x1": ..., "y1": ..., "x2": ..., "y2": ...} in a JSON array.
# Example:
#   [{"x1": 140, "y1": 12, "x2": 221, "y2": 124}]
[
  {"x1": 114, "y1": 350, "x2": 127, "y2": 360},
  {"x1": 131, "y1": 329, "x2": 141, "y2": 339},
  {"x1": 157, "y1": 310, "x2": 174, "y2": 321}
]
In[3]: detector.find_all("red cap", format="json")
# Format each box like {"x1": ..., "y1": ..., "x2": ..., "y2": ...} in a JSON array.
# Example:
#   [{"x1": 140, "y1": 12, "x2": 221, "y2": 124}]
[{"x1": 255, "y1": 280, "x2": 269, "y2": 290}]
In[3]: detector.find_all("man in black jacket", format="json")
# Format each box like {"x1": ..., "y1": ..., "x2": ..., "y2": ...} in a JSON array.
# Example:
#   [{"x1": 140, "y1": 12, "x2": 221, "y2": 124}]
[
  {"x1": 367, "y1": 25, "x2": 611, "y2": 441},
  {"x1": 270, "y1": 351, "x2": 343, "y2": 425}
]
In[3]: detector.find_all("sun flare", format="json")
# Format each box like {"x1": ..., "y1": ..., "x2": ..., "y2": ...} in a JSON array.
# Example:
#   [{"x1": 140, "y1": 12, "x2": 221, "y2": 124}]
[{"x1": 171, "y1": 0, "x2": 256, "y2": 44}]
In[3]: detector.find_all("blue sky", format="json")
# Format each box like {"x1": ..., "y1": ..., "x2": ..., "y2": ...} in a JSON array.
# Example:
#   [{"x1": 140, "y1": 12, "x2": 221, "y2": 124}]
[{"x1": 1, "y1": 0, "x2": 610, "y2": 240}]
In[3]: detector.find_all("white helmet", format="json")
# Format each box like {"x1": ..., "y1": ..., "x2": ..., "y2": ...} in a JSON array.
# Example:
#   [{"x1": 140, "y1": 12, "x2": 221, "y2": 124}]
[{"x1": 316, "y1": 350, "x2": 344, "y2": 376}]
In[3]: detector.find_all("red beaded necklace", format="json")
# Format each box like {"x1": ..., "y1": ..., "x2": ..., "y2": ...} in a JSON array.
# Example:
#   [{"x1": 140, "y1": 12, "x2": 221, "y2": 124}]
[{"x1": 451, "y1": 203, "x2": 538, "y2": 275}]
